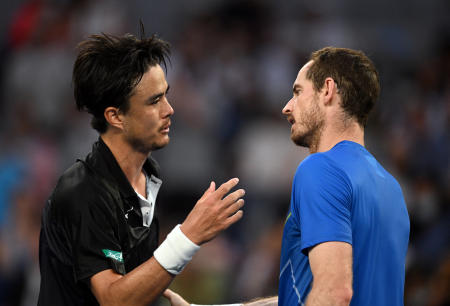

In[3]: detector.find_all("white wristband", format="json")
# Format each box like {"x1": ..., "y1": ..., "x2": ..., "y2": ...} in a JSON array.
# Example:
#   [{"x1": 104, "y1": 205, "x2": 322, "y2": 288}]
[{"x1": 153, "y1": 224, "x2": 200, "y2": 274}]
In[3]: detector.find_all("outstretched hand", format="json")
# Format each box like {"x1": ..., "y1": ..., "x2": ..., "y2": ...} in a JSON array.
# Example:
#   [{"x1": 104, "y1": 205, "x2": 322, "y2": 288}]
[
  {"x1": 162, "y1": 289, "x2": 190, "y2": 306},
  {"x1": 181, "y1": 178, "x2": 245, "y2": 245}
]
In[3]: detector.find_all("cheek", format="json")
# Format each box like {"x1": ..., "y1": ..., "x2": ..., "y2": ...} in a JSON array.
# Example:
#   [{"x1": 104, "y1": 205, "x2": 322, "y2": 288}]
[
  {"x1": 293, "y1": 102, "x2": 304, "y2": 118},
  {"x1": 140, "y1": 110, "x2": 159, "y2": 128}
]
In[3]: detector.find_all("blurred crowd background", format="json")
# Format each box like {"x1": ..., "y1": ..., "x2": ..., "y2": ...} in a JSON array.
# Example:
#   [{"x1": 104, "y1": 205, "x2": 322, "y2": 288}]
[{"x1": 0, "y1": 0, "x2": 449, "y2": 305}]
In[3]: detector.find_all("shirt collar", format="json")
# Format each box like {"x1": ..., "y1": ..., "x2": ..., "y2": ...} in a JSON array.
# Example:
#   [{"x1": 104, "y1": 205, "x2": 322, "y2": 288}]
[{"x1": 85, "y1": 137, "x2": 161, "y2": 199}]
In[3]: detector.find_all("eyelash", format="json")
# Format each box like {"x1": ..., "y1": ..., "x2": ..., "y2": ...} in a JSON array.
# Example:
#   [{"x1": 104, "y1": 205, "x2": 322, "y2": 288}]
[{"x1": 150, "y1": 89, "x2": 169, "y2": 104}]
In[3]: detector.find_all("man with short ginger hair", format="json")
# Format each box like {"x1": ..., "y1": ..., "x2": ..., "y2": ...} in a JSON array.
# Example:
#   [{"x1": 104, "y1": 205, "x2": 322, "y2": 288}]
[
  {"x1": 164, "y1": 47, "x2": 410, "y2": 306},
  {"x1": 278, "y1": 47, "x2": 409, "y2": 305}
]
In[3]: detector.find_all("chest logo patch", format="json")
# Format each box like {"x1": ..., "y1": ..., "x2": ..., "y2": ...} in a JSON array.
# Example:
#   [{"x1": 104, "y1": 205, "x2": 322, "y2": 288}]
[{"x1": 102, "y1": 249, "x2": 123, "y2": 263}]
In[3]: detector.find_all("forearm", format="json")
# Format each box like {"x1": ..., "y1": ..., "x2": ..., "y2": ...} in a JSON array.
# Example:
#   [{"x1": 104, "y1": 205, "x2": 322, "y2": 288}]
[
  {"x1": 103, "y1": 257, "x2": 174, "y2": 306},
  {"x1": 163, "y1": 289, "x2": 277, "y2": 306},
  {"x1": 93, "y1": 224, "x2": 200, "y2": 305},
  {"x1": 190, "y1": 297, "x2": 277, "y2": 306},
  {"x1": 244, "y1": 296, "x2": 278, "y2": 306}
]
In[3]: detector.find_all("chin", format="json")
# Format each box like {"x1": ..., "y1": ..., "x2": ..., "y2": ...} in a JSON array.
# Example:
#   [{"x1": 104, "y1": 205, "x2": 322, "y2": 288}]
[
  {"x1": 291, "y1": 129, "x2": 312, "y2": 148},
  {"x1": 151, "y1": 137, "x2": 170, "y2": 151},
  {"x1": 291, "y1": 135, "x2": 309, "y2": 148}
]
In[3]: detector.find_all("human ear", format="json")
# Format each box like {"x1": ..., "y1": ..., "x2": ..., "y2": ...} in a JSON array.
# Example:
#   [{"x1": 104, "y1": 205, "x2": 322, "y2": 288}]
[
  {"x1": 104, "y1": 107, "x2": 124, "y2": 130},
  {"x1": 322, "y1": 77, "x2": 337, "y2": 105}
]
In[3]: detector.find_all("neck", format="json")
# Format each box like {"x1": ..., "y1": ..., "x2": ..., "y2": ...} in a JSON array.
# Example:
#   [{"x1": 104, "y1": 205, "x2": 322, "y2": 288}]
[
  {"x1": 101, "y1": 133, "x2": 149, "y2": 187},
  {"x1": 312, "y1": 120, "x2": 365, "y2": 154}
]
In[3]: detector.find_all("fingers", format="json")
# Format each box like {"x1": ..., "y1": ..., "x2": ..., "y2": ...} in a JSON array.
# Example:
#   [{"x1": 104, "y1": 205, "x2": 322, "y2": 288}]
[
  {"x1": 225, "y1": 209, "x2": 244, "y2": 227},
  {"x1": 215, "y1": 178, "x2": 239, "y2": 198},
  {"x1": 224, "y1": 198, "x2": 244, "y2": 217},
  {"x1": 162, "y1": 288, "x2": 190, "y2": 306},
  {"x1": 162, "y1": 289, "x2": 173, "y2": 299},
  {"x1": 184, "y1": 178, "x2": 244, "y2": 245},
  {"x1": 222, "y1": 188, "x2": 245, "y2": 205},
  {"x1": 222, "y1": 199, "x2": 244, "y2": 229},
  {"x1": 199, "y1": 181, "x2": 216, "y2": 201}
]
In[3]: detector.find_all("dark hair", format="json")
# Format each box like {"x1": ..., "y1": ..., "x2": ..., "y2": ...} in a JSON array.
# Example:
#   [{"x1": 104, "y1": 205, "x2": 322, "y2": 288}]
[
  {"x1": 73, "y1": 31, "x2": 170, "y2": 133},
  {"x1": 306, "y1": 47, "x2": 380, "y2": 127}
]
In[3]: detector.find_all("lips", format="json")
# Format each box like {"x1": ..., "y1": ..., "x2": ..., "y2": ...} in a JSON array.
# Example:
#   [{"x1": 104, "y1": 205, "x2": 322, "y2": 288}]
[
  {"x1": 160, "y1": 121, "x2": 171, "y2": 132},
  {"x1": 287, "y1": 117, "x2": 295, "y2": 125}
]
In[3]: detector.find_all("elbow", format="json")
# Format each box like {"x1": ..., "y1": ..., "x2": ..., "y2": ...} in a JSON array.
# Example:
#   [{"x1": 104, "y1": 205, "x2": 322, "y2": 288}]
[
  {"x1": 97, "y1": 287, "x2": 129, "y2": 306},
  {"x1": 308, "y1": 285, "x2": 352, "y2": 306},
  {"x1": 332, "y1": 287, "x2": 353, "y2": 305},
  {"x1": 96, "y1": 293, "x2": 120, "y2": 306}
]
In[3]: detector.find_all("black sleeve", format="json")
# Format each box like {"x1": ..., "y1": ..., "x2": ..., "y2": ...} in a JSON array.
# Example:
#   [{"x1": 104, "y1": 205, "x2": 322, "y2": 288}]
[{"x1": 64, "y1": 189, "x2": 126, "y2": 283}]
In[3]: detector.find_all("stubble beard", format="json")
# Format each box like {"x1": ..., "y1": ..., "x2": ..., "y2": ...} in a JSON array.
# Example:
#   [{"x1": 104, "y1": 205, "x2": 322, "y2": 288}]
[
  {"x1": 291, "y1": 100, "x2": 325, "y2": 153},
  {"x1": 126, "y1": 134, "x2": 169, "y2": 155}
]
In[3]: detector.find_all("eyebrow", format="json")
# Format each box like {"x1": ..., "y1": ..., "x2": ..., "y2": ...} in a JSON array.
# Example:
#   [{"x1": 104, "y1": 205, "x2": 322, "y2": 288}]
[
  {"x1": 293, "y1": 84, "x2": 302, "y2": 92},
  {"x1": 147, "y1": 84, "x2": 170, "y2": 102}
]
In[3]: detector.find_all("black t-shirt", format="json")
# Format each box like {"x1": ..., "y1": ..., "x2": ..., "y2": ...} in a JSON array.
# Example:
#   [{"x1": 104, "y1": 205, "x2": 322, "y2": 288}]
[{"x1": 38, "y1": 139, "x2": 160, "y2": 305}]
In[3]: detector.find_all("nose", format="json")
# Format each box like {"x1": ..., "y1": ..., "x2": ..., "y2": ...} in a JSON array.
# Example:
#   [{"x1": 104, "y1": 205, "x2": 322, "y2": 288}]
[
  {"x1": 282, "y1": 98, "x2": 293, "y2": 115},
  {"x1": 162, "y1": 98, "x2": 174, "y2": 117}
]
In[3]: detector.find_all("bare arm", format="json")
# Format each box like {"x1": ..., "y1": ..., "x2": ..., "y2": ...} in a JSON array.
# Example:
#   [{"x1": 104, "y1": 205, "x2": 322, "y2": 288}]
[
  {"x1": 163, "y1": 290, "x2": 277, "y2": 306},
  {"x1": 305, "y1": 241, "x2": 353, "y2": 306},
  {"x1": 91, "y1": 258, "x2": 173, "y2": 306},
  {"x1": 90, "y1": 179, "x2": 245, "y2": 306},
  {"x1": 244, "y1": 296, "x2": 278, "y2": 306}
]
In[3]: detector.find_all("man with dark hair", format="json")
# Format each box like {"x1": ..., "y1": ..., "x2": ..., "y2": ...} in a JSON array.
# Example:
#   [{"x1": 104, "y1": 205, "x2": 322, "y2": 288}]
[
  {"x1": 277, "y1": 47, "x2": 410, "y2": 305},
  {"x1": 38, "y1": 32, "x2": 245, "y2": 305},
  {"x1": 164, "y1": 47, "x2": 410, "y2": 306}
]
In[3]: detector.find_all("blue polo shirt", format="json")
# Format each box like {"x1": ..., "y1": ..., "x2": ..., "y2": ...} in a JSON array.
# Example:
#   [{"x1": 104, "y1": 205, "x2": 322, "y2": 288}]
[{"x1": 279, "y1": 141, "x2": 410, "y2": 306}]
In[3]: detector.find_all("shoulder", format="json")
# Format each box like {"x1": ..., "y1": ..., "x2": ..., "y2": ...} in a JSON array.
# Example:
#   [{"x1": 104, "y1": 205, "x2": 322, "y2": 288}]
[
  {"x1": 295, "y1": 153, "x2": 343, "y2": 181},
  {"x1": 50, "y1": 161, "x2": 118, "y2": 217},
  {"x1": 297, "y1": 153, "x2": 330, "y2": 171},
  {"x1": 293, "y1": 153, "x2": 352, "y2": 197}
]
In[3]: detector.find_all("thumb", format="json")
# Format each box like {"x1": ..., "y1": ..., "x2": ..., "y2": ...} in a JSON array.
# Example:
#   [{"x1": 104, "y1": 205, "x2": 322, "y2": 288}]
[
  {"x1": 162, "y1": 289, "x2": 190, "y2": 306},
  {"x1": 199, "y1": 181, "x2": 215, "y2": 200},
  {"x1": 162, "y1": 289, "x2": 174, "y2": 299}
]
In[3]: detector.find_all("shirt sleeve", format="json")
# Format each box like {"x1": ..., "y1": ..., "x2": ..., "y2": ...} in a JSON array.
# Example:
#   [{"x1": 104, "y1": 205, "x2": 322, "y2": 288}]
[
  {"x1": 62, "y1": 186, "x2": 126, "y2": 283},
  {"x1": 292, "y1": 154, "x2": 353, "y2": 254}
]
